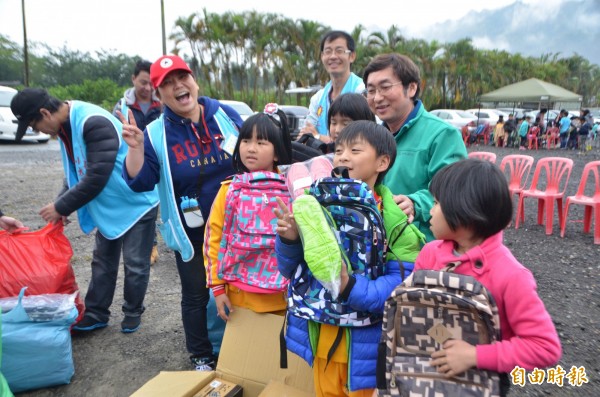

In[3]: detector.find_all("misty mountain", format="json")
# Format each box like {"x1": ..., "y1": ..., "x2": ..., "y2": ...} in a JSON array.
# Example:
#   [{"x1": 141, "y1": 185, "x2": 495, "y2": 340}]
[{"x1": 420, "y1": 0, "x2": 600, "y2": 65}]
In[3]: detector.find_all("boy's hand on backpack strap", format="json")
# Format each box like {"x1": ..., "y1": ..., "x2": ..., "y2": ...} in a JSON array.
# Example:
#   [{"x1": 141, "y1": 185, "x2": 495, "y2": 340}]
[
  {"x1": 393, "y1": 194, "x2": 415, "y2": 223},
  {"x1": 275, "y1": 197, "x2": 299, "y2": 241},
  {"x1": 430, "y1": 339, "x2": 477, "y2": 378},
  {"x1": 215, "y1": 293, "x2": 233, "y2": 321}
]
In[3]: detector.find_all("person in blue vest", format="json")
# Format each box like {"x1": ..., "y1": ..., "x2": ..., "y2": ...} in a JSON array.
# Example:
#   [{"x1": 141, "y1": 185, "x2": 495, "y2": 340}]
[
  {"x1": 10, "y1": 88, "x2": 159, "y2": 334},
  {"x1": 298, "y1": 30, "x2": 365, "y2": 143},
  {"x1": 121, "y1": 55, "x2": 243, "y2": 371},
  {"x1": 113, "y1": 59, "x2": 163, "y2": 265}
]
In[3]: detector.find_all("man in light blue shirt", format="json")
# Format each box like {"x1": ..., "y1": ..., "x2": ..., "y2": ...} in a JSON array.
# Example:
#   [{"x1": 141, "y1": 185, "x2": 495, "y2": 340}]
[
  {"x1": 558, "y1": 109, "x2": 571, "y2": 148},
  {"x1": 298, "y1": 31, "x2": 365, "y2": 143}
]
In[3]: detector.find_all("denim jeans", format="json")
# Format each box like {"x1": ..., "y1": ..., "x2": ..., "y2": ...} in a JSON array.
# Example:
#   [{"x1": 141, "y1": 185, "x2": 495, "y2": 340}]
[
  {"x1": 174, "y1": 240, "x2": 214, "y2": 359},
  {"x1": 83, "y1": 206, "x2": 158, "y2": 323},
  {"x1": 560, "y1": 133, "x2": 568, "y2": 148}
]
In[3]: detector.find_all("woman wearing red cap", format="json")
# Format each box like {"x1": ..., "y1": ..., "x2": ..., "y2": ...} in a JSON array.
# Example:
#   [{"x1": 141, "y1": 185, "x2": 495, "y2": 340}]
[{"x1": 121, "y1": 54, "x2": 243, "y2": 371}]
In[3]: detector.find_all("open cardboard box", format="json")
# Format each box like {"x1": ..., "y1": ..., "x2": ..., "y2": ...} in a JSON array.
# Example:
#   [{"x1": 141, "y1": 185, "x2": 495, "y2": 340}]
[{"x1": 131, "y1": 307, "x2": 314, "y2": 397}]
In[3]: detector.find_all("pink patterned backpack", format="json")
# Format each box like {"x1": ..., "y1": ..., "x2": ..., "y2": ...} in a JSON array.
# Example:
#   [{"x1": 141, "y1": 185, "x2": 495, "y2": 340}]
[{"x1": 217, "y1": 171, "x2": 291, "y2": 291}]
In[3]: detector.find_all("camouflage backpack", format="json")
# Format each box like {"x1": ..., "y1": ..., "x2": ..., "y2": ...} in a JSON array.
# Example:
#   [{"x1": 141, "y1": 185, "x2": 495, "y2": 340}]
[
  {"x1": 287, "y1": 175, "x2": 387, "y2": 326},
  {"x1": 377, "y1": 263, "x2": 503, "y2": 397}
]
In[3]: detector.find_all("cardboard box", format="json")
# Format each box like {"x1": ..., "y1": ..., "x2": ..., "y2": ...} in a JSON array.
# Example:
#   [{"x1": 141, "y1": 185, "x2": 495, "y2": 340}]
[
  {"x1": 132, "y1": 308, "x2": 314, "y2": 397},
  {"x1": 131, "y1": 371, "x2": 214, "y2": 397},
  {"x1": 258, "y1": 380, "x2": 314, "y2": 397},
  {"x1": 193, "y1": 378, "x2": 243, "y2": 397}
]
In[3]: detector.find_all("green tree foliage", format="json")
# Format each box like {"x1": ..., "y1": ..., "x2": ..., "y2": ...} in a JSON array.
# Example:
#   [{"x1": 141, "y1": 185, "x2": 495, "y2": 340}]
[
  {"x1": 49, "y1": 79, "x2": 123, "y2": 112},
  {"x1": 0, "y1": 35, "x2": 24, "y2": 85},
  {"x1": 2, "y1": 14, "x2": 599, "y2": 110}
]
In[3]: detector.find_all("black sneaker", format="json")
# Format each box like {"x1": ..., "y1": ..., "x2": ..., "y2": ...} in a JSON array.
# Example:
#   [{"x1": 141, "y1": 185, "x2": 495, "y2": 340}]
[
  {"x1": 121, "y1": 315, "x2": 141, "y2": 333},
  {"x1": 72, "y1": 316, "x2": 108, "y2": 332},
  {"x1": 190, "y1": 356, "x2": 216, "y2": 371}
]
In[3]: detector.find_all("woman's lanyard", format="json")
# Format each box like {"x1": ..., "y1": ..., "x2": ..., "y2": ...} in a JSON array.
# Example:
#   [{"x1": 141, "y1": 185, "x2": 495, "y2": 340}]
[
  {"x1": 188, "y1": 110, "x2": 212, "y2": 198},
  {"x1": 189, "y1": 110, "x2": 212, "y2": 145}
]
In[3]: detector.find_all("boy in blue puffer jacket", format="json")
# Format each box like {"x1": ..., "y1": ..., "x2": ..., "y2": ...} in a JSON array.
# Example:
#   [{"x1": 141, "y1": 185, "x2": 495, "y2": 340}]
[{"x1": 275, "y1": 121, "x2": 424, "y2": 396}]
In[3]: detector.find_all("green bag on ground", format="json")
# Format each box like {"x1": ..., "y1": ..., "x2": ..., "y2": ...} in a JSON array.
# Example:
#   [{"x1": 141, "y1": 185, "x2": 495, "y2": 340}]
[{"x1": 0, "y1": 310, "x2": 15, "y2": 397}]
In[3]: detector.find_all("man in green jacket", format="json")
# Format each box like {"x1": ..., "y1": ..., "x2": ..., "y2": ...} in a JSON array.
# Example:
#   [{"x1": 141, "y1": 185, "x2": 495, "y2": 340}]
[{"x1": 363, "y1": 53, "x2": 467, "y2": 241}]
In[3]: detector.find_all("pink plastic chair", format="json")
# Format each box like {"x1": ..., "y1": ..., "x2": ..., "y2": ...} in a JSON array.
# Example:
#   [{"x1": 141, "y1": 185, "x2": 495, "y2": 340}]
[
  {"x1": 515, "y1": 157, "x2": 573, "y2": 235},
  {"x1": 545, "y1": 127, "x2": 560, "y2": 149},
  {"x1": 500, "y1": 154, "x2": 534, "y2": 199},
  {"x1": 527, "y1": 126, "x2": 540, "y2": 150},
  {"x1": 560, "y1": 161, "x2": 600, "y2": 244},
  {"x1": 468, "y1": 151, "x2": 497, "y2": 163}
]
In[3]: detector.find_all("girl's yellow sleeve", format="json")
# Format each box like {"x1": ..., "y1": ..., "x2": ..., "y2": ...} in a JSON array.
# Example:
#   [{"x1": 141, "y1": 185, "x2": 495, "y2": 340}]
[{"x1": 203, "y1": 181, "x2": 231, "y2": 288}]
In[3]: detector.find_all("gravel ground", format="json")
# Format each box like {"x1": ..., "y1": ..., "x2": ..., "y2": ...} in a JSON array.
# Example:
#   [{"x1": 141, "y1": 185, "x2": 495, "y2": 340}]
[{"x1": 1, "y1": 139, "x2": 599, "y2": 397}]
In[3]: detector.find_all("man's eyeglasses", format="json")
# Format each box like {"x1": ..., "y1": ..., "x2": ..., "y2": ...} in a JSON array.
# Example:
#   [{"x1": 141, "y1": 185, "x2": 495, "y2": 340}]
[
  {"x1": 365, "y1": 82, "x2": 403, "y2": 98},
  {"x1": 322, "y1": 48, "x2": 352, "y2": 57}
]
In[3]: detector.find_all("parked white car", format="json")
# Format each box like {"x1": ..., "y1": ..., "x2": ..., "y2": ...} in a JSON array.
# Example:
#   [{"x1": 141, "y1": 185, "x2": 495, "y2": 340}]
[
  {"x1": 524, "y1": 109, "x2": 560, "y2": 124},
  {"x1": 466, "y1": 108, "x2": 507, "y2": 126},
  {"x1": 219, "y1": 100, "x2": 255, "y2": 121},
  {"x1": 430, "y1": 109, "x2": 478, "y2": 132},
  {"x1": 0, "y1": 86, "x2": 50, "y2": 143}
]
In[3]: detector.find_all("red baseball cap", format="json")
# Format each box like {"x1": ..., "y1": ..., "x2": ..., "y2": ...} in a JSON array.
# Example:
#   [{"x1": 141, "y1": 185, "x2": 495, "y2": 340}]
[{"x1": 150, "y1": 55, "x2": 193, "y2": 89}]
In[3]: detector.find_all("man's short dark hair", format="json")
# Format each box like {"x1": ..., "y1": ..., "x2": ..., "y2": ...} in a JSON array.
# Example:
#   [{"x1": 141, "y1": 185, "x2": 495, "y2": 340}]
[
  {"x1": 363, "y1": 53, "x2": 421, "y2": 100},
  {"x1": 320, "y1": 31, "x2": 355, "y2": 53},
  {"x1": 336, "y1": 120, "x2": 396, "y2": 185},
  {"x1": 429, "y1": 159, "x2": 512, "y2": 240},
  {"x1": 134, "y1": 60, "x2": 152, "y2": 77}
]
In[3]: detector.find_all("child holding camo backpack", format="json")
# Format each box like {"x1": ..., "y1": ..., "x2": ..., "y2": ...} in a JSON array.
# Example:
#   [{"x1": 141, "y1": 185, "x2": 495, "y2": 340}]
[
  {"x1": 415, "y1": 159, "x2": 561, "y2": 395},
  {"x1": 275, "y1": 121, "x2": 424, "y2": 396},
  {"x1": 203, "y1": 104, "x2": 293, "y2": 321}
]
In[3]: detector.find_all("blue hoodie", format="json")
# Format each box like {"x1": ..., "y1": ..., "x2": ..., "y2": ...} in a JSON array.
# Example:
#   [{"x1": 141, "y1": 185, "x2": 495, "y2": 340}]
[{"x1": 124, "y1": 97, "x2": 242, "y2": 260}]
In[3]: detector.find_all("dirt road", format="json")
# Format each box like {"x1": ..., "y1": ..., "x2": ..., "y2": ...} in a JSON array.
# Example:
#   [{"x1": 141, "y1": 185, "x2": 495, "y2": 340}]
[{"x1": 1, "y1": 140, "x2": 598, "y2": 396}]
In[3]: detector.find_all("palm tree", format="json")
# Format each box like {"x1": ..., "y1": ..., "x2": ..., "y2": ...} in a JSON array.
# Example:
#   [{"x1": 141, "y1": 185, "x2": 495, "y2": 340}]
[{"x1": 366, "y1": 25, "x2": 405, "y2": 54}]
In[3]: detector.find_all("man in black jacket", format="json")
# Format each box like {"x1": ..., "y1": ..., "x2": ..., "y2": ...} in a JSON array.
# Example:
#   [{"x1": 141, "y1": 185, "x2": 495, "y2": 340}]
[
  {"x1": 503, "y1": 113, "x2": 517, "y2": 147},
  {"x1": 11, "y1": 88, "x2": 159, "y2": 334}
]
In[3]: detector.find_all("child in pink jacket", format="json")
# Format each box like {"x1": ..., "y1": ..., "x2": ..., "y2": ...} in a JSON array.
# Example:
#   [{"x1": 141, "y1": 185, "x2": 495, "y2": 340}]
[{"x1": 417, "y1": 158, "x2": 561, "y2": 392}]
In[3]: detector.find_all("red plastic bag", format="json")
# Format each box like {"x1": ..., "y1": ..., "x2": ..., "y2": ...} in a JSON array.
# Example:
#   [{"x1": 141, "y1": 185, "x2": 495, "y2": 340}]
[{"x1": 0, "y1": 222, "x2": 84, "y2": 322}]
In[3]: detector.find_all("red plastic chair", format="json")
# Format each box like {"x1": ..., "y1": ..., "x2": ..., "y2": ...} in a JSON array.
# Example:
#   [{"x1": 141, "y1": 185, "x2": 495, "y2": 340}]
[
  {"x1": 545, "y1": 127, "x2": 560, "y2": 149},
  {"x1": 515, "y1": 157, "x2": 574, "y2": 235},
  {"x1": 527, "y1": 126, "x2": 540, "y2": 150},
  {"x1": 462, "y1": 125, "x2": 471, "y2": 148},
  {"x1": 475, "y1": 124, "x2": 492, "y2": 145},
  {"x1": 560, "y1": 161, "x2": 600, "y2": 244},
  {"x1": 500, "y1": 154, "x2": 534, "y2": 199},
  {"x1": 468, "y1": 151, "x2": 497, "y2": 163}
]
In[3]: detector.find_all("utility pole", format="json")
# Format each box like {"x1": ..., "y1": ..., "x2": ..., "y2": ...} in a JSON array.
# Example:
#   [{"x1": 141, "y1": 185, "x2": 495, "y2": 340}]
[
  {"x1": 161, "y1": 0, "x2": 167, "y2": 55},
  {"x1": 21, "y1": 0, "x2": 30, "y2": 87}
]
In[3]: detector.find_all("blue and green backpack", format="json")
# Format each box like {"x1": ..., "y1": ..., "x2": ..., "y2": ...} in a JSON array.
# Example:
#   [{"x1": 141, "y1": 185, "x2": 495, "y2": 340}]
[{"x1": 287, "y1": 173, "x2": 387, "y2": 327}]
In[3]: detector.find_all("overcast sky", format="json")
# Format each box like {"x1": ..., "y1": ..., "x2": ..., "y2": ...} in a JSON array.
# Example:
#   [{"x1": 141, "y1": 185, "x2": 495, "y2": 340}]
[{"x1": 0, "y1": 0, "x2": 547, "y2": 62}]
